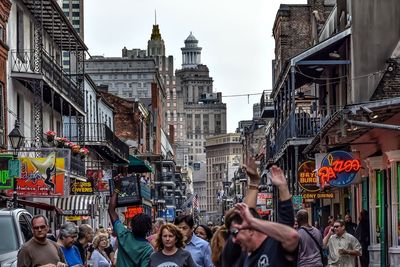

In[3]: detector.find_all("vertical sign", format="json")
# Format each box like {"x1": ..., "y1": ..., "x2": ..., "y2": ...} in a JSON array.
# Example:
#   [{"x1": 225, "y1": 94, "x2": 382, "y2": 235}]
[{"x1": 0, "y1": 155, "x2": 13, "y2": 189}]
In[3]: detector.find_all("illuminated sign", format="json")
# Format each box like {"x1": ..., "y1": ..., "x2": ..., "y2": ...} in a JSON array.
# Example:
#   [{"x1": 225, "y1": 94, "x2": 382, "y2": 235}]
[
  {"x1": 302, "y1": 193, "x2": 335, "y2": 199},
  {"x1": 0, "y1": 155, "x2": 13, "y2": 189},
  {"x1": 298, "y1": 161, "x2": 319, "y2": 192},
  {"x1": 124, "y1": 206, "x2": 143, "y2": 219},
  {"x1": 318, "y1": 151, "x2": 360, "y2": 189},
  {"x1": 71, "y1": 181, "x2": 94, "y2": 194}
]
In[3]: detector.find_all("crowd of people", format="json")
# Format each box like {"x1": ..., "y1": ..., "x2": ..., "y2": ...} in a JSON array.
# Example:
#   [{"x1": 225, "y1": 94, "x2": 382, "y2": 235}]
[{"x1": 16, "y1": 156, "x2": 369, "y2": 267}]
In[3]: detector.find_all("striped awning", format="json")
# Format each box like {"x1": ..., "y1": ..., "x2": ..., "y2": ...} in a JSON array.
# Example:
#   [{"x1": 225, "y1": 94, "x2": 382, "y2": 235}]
[{"x1": 55, "y1": 195, "x2": 100, "y2": 216}]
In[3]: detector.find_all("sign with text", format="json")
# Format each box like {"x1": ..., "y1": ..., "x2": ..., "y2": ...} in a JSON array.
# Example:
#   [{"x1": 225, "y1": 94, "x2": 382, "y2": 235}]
[
  {"x1": 318, "y1": 150, "x2": 360, "y2": 189},
  {"x1": 0, "y1": 155, "x2": 13, "y2": 189},
  {"x1": 109, "y1": 175, "x2": 142, "y2": 207},
  {"x1": 71, "y1": 181, "x2": 94, "y2": 194},
  {"x1": 302, "y1": 192, "x2": 335, "y2": 199},
  {"x1": 298, "y1": 160, "x2": 319, "y2": 192},
  {"x1": 123, "y1": 206, "x2": 143, "y2": 219},
  {"x1": 9, "y1": 153, "x2": 65, "y2": 197}
]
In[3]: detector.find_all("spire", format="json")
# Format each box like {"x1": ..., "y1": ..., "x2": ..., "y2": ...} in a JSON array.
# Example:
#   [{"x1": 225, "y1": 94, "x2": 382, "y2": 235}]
[
  {"x1": 150, "y1": 24, "x2": 162, "y2": 41},
  {"x1": 155, "y1": 9, "x2": 157, "y2": 25}
]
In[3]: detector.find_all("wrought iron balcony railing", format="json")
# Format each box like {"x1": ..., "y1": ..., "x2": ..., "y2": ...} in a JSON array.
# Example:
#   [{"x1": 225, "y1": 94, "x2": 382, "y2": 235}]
[
  {"x1": 260, "y1": 90, "x2": 274, "y2": 118},
  {"x1": 274, "y1": 105, "x2": 344, "y2": 154},
  {"x1": 11, "y1": 49, "x2": 84, "y2": 110},
  {"x1": 70, "y1": 153, "x2": 85, "y2": 177},
  {"x1": 64, "y1": 123, "x2": 129, "y2": 161}
]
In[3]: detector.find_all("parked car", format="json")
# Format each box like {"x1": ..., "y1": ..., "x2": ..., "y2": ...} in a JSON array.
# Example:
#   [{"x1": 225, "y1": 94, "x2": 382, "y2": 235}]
[{"x1": 0, "y1": 208, "x2": 33, "y2": 267}]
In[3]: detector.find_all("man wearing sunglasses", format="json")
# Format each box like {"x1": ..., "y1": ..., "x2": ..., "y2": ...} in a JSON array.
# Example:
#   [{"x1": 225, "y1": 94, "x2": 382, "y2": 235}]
[
  {"x1": 323, "y1": 219, "x2": 361, "y2": 267},
  {"x1": 221, "y1": 163, "x2": 299, "y2": 267},
  {"x1": 17, "y1": 215, "x2": 66, "y2": 267}
]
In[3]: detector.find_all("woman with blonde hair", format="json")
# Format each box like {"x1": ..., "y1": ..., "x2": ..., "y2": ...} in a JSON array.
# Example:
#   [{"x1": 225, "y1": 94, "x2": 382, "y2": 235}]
[
  {"x1": 210, "y1": 226, "x2": 229, "y2": 267},
  {"x1": 89, "y1": 233, "x2": 112, "y2": 267},
  {"x1": 149, "y1": 223, "x2": 196, "y2": 267}
]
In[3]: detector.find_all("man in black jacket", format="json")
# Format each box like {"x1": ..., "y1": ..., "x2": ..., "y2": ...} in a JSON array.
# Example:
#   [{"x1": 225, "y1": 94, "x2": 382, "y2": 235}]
[{"x1": 221, "y1": 164, "x2": 299, "y2": 267}]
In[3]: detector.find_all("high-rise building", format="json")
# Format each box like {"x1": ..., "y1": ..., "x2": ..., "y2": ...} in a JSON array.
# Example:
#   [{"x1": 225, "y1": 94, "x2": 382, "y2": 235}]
[
  {"x1": 61, "y1": 0, "x2": 84, "y2": 73},
  {"x1": 175, "y1": 33, "x2": 227, "y2": 165},
  {"x1": 62, "y1": 0, "x2": 84, "y2": 38},
  {"x1": 205, "y1": 133, "x2": 242, "y2": 223},
  {"x1": 174, "y1": 33, "x2": 227, "y2": 220}
]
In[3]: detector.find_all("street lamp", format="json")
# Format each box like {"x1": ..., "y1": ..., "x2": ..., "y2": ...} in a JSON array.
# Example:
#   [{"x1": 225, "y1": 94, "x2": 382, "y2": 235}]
[{"x1": 8, "y1": 120, "x2": 24, "y2": 208}]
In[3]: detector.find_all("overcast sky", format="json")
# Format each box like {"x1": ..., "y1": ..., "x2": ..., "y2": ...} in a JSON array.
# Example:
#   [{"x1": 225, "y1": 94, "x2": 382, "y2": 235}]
[{"x1": 84, "y1": 0, "x2": 307, "y2": 132}]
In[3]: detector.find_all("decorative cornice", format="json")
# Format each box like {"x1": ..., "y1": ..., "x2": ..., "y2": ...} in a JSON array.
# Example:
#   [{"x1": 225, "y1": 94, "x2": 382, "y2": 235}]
[
  {"x1": 385, "y1": 150, "x2": 400, "y2": 163},
  {"x1": 365, "y1": 156, "x2": 384, "y2": 171}
]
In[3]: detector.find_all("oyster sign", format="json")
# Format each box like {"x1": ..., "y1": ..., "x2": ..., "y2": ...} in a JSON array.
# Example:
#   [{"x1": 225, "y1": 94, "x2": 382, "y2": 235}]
[{"x1": 318, "y1": 150, "x2": 360, "y2": 189}]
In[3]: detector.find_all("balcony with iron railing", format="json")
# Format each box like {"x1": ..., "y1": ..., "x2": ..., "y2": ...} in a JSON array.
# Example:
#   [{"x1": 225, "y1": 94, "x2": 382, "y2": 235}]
[
  {"x1": 11, "y1": 49, "x2": 84, "y2": 111},
  {"x1": 155, "y1": 171, "x2": 176, "y2": 187},
  {"x1": 274, "y1": 105, "x2": 344, "y2": 155},
  {"x1": 64, "y1": 123, "x2": 129, "y2": 163},
  {"x1": 260, "y1": 90, "x2": 274, "y2": 119}
]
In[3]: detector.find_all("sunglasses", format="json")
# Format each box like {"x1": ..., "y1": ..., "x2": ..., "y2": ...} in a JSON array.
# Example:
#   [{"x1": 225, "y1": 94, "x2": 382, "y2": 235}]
[
  {"x1": 33, "y1": 225, "x2": 47, "y2": 231},
  {"x1": 333, "y1": 225, "x2": 341, "y2": 229},
  {"x1": 230, "y1": 228, "x2": 241, "y2": 238}
]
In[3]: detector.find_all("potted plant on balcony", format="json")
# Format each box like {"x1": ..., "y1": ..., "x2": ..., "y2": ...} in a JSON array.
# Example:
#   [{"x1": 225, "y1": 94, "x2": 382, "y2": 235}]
[
  {"x1": 79, "y1": 147, "x2": 89, "y2": 160},
  {"x1": 55, "y1": 136, "x2": 68, "y2": 148},
  {"x1": 45, "y1": 130, "x2": 57, "y2": 142}
]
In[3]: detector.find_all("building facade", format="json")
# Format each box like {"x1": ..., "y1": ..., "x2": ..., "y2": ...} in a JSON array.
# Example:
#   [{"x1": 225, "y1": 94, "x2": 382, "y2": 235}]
[
  {"x1": 205, "y1": 133, "x2": 242, "y2": 224},
  {"x1": 175, "y1": 33, "x2": 227, "y2": 164}
]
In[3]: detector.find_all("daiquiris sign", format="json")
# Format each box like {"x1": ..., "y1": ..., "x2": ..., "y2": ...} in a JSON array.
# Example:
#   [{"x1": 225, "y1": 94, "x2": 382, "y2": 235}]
[{"x1": 318, "y1": 150, "x2": 361, "y2": 189}]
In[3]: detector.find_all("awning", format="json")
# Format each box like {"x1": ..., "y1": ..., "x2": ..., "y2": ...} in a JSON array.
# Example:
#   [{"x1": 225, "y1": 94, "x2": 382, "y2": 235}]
[
  {"x1": 55, "y1": 195, "x2": 100, "y2": 216},
  {"x1": 128, "y1": 155, "x2": 154, "y2": 173},
  {"x1": 17, "y1": 199, "x2": 63, "y2": 214}
]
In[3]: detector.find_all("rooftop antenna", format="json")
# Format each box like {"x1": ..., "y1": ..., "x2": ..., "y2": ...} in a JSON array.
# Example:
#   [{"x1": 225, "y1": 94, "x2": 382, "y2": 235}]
[{"x1": 155, "y1": 10, "x2": 157, "y2": 25}]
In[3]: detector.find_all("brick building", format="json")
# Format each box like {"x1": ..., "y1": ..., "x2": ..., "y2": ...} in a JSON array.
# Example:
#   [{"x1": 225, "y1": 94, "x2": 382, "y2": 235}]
[{"x1": 0, "y1": 0, "x2": 11, "y2": 147}]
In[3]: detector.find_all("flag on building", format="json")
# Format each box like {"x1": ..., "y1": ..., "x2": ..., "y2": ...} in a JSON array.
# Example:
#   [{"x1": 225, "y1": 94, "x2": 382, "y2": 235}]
[{"x1": 192, "y1": 193, "x2": 199, "y2": 212}]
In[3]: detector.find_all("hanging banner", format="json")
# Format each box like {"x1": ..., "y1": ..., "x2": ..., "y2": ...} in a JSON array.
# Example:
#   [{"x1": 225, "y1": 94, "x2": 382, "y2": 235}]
[
  {"x1": 318, "y1": 150, "x2": 361, "y2": 189},
  {"x1": 9, "y1": 152, "x2": 65, "y2": 197},
  {"x1": 298, "y1": 160, "x2": 319, "y2": 192}
]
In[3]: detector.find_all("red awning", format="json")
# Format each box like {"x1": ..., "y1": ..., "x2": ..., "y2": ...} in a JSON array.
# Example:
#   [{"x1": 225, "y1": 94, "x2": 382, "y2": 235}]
[{"x1": 17, "y1": 199, "x2": 63, "y2": 214}]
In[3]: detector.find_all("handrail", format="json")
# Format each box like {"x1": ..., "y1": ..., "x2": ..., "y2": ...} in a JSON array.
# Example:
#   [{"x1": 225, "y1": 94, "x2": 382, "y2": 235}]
[
  {"x1": 63, "y1": 123, "x2": 129, "y2": 160},
  {"x1": 11, "y1": 49, "x2": 84, "y2": 110}
]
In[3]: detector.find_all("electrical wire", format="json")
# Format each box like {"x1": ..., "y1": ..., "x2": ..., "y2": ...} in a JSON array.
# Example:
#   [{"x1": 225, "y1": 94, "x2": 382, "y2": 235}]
[{"x1": 222, "y1": 93, "x2": 264, "y2": 98}]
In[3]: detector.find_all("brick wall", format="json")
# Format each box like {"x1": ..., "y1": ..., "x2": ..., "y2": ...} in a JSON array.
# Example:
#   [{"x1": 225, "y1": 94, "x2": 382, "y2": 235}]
[
  {"x1": 273, "y1": 0, "x2": 330, "y2": 83},
  {"x1": 273, "y1": 5, "x2": 311, "y2": 81},
  {"x1": 100, "y1": 92, "x2": 140, "y2": 142},
  {"x1": 0, "y1": 0, "x2": 11, "y2": 148},
  {"x1": 371, "y1": 60, "x2": 400, "y2": 100}
]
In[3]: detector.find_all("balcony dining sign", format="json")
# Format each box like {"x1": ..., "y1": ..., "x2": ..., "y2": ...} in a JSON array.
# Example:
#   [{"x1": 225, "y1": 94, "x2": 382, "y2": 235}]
[{"x1": 318, "y1": 150, "x2": 361, "y2": 189}]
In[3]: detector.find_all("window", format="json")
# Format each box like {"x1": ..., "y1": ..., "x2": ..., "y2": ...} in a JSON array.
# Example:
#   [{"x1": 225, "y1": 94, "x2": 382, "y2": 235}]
[
  {"x1": 0, "y1": 26, "x2": 4, "y2": 42},
  {"x1": 17, "y1": 8, "x2": 24, "y2": 60}
]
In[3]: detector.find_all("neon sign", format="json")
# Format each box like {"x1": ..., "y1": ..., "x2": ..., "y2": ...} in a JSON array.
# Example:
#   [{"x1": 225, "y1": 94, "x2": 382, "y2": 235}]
[{"x1": 318, "y1": 151, "x2": 360, "y2": 189}]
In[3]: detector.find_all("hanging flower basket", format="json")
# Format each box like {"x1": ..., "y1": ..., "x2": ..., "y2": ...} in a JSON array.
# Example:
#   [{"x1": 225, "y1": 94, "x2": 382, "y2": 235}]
[
  {"x1": 79, "y1": 147, "x2": 89, "y2": 160},
  {"x1": 45, "y1": 131, "x2": 57, "y2": 142}
]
